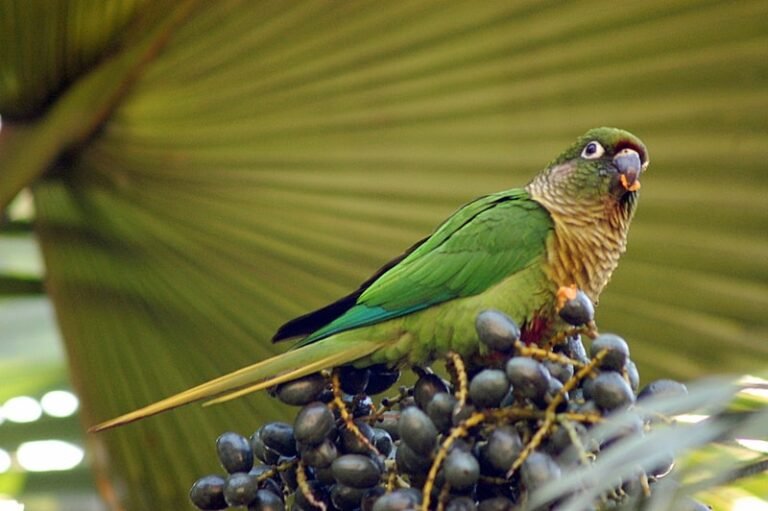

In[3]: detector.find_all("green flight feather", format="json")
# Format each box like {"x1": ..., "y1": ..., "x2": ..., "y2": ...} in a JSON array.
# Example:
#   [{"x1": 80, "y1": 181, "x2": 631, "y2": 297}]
[{"x1": 295, "y1": 189, "x2": 552, "y2": 346}]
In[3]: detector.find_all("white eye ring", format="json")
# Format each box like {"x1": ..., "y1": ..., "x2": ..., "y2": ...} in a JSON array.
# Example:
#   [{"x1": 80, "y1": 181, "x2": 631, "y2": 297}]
[{"x1": 581, "y1": 141, "x2": 605, "y2": 160}]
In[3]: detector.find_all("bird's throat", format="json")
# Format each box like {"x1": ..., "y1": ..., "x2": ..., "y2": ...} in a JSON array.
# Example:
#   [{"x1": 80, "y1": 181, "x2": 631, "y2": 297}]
[{"x1": 527, "y1": 186, "x2": 636, "y2": 304}]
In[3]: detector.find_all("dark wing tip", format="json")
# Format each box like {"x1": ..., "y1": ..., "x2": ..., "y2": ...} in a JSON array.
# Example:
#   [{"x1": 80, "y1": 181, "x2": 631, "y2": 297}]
[
  {"x1": 272, "y1": 294, "x2": 360, "y2": 342},
  {"x1": 272, "y1": 235, "x2": 430, "y2": 343}
]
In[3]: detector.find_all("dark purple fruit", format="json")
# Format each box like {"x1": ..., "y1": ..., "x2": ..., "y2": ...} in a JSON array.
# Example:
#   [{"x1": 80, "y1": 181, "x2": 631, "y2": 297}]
[
  {"x1": 544, "y1": 377, "x2": 568, "y2": 412},
  {"x1": 576, "y1": 400, "x2": 599, "y2": 416},
  {"x1": 293, "y1": 479, "x2": 329, "y2": 511},
  {"x1": 224, "y1": 472, "x2": 259, "y2": 507},
  {"x1": 294, "y1": 402, "x2": 335, "y2": 445},
  {"x1": 395, "y1": 442, "x2": 432, "y2": 473},
  {"x1": 521, "y1": 452, "x2": 561, "y2": 491},
  {"x1": 248, "y1": 464, "x2": 282, "y2": 496},
  {"x1": 277, "y1": 458, "x2": 298, "y2": 490},
  {"x1": 558, "y1": 289, "x2": 595, "y2": 326},
  {"x1": 331, "y1": 484, "x2": 367, "y2": 510},
  {"x1": 544, "y1": 360, "x2": 574, "y2": 384},
  {"x1": 189, "y1": 474, "x2": 227, "y2": 510},
  {"x1": 361, "y1": 486, "x2": 386, "y2": 511},
  {"x1": 338, "y1": 365, "x2": 370, "y2": 395},
  {"x1": 399, "y1": 406, "x2": 438, "y2": 454},
  {"x1": 638, "y1": 379, "x2": 688, "y2": 401},
  {"x1": 452, "y1": 402, "x2": 477, "y2": 426},
  {"x1": 275, "y1": 373, "x2": 326, "y2": 406},
  {"x1": 505, "y1": 357, "x2": 551, "y2": 401},
  {"x1": 482, "y1": 426, "x2": 522, "y2": 474},
  {"x1": 444, "y1": 449, "x2": 480, "y2": 491},
  {"x1": 300, "y1": 438, "x2": 339, "y2": 468},
  {"x1": 340, "y1": 420, "x2": 375, "y2": 455},
  {"x1": 559, "y1": 334, "x2": 589, "y2": 364},
  {"x1": 216, "y1": 432, "x2": 254, "y2": 474},
  {"x1": 259, "y1": 422, "x2": 296, "y2": 456},
  {"x1": 377, "y1": 411, "x2": 400, "y2": 441},
  {"x1": 251, "y1": 431, "x2": 280, "y2": 465},
  {"x1": 625, "y1": 359, "x2": 640, "y2": 392},
  {"x1": 315, "y1": 465, "x2": 336, "y2": 486},
  {"x1": 371, "y1": 428, "x2": 394, "y2": 457},
  {"x1": 427, "y1": 392, "x2": 457, "y2": 433},
  {"x1": 592, "y1": 372, "x2": 635, "y2": 411},
  {"x1": 332, "y1": 454, "x2": 383, "y2": 488},
  {"x1": 548, "y1": 421, "x2": 588, "y2": 456},
  {"x1": 414, "y1": 373, "x2": 450, "y2": 410},
  {"x1": 476, "y1": 310, "x2": 520, "y2": 352},
  {"x1": 366, "y1": 365, "x2": 401, "y2": 395},
  {"x1": 371, "y1": 488, "x2": 422, "y2": 511},
  {"x1": 248, "y1": 489, "x2": 284, "y2": 511},
  {"x1": 590, "y1": 334, "x2": 629, "y2": 371},
  {"x1": 469, "y1": 369, "x2": 509, "y2": 408}
]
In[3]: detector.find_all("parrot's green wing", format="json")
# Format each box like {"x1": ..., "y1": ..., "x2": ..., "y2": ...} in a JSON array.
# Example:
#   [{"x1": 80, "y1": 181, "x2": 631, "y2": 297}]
[{"x1": 284, "y1": 189, "x2": 554, "y2": 347}]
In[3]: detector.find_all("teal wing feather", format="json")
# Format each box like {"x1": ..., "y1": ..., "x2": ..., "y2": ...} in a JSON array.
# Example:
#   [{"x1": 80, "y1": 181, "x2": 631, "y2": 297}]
[{"x1": 294, "y1": 188, "x2": 553, "y2": 346}]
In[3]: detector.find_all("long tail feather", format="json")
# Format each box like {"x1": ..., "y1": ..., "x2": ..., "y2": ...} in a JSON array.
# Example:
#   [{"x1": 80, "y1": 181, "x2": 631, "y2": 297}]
[{"x1": 89, "y1": 338, "x2": 382, "y2": 432}]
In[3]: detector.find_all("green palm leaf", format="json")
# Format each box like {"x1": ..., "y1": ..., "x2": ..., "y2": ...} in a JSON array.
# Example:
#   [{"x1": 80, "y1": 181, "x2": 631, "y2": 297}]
[{"x1": 1, "y1": 1, "x2": 766, "y2": 508}]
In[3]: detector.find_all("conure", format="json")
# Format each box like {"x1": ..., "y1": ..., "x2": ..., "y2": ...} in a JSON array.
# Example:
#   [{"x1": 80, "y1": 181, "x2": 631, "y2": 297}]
[{"x1": 91, "y1": 127, "x2": 648, "y2": 432}]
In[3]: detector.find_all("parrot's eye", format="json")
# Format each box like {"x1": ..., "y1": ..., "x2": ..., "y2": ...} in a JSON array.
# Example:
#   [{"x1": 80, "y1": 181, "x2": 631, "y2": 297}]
[{"x1": 581, "y1": 141, "x2": 605, "y2": 160}]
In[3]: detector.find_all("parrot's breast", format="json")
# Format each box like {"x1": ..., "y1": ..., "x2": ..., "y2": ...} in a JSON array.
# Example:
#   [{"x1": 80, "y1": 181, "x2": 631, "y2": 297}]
[{"x1": 528, "y1": 190, "x2": 635, "y2": 305}]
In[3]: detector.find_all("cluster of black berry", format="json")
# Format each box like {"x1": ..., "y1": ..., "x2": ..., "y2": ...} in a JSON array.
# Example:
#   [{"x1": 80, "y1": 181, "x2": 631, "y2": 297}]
[{"x1": 190, "y1": 291, "x2": 701, "y2": 511}]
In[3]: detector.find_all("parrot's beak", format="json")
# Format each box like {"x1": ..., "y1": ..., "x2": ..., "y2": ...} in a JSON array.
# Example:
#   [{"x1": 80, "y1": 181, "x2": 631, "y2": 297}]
[{"x1": 613, "y1": 148, "x2": 643, "y2": 192}]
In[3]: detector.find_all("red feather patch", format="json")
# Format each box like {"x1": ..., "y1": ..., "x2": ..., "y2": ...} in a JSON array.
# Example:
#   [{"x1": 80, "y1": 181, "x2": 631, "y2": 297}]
[{"x1": 520, "y1": 315, "x2": 550, "y2": 346}]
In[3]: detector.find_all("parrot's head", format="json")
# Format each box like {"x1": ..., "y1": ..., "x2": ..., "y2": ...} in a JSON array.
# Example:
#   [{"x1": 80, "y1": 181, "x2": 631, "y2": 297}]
[
  {"x1": 528, "y1": 126, "x2": 649, "y2": 228},
  {"x1": 544, "y1": 127, "x2": 649, "y2": 209}
]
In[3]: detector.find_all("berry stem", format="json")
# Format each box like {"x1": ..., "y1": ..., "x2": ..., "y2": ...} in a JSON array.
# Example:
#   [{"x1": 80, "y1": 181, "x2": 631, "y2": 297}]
[
  {"x1": 558, "y1": 418, "x2": 592, "y2": 465},
  {"x1": 331, "y1": 369, "x2": 380, "y2": 455},
  {"x1": 421, "y1": 411, "x2": 487, "y2": 511},
  {"x1": 436, "y1": 483, "x2": 452, "y2": 511},
  {"x1": 445, "y1": 351, "x2": 469, "y2": 407},
  {"x1": 373, "y1": 387, "x2": 411, "y2": 419},
  {"x1": 544, "y1": 322, "x2": 599, "y2": 350},
  {"x1": 507, "y1": 348, "x2": 609, "y2": 477},
  {"x1": 514, "y1": 340, "x2": 586, "y2": 368},
  {"x1": 297, "y1": 459, "x2": 326, "y2": 511}
]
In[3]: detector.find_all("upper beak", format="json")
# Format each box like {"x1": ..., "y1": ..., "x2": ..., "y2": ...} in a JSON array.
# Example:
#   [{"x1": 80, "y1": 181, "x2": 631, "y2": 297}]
[{"x1": 613, "y1": 148, "x2": 643, "y2": 192}]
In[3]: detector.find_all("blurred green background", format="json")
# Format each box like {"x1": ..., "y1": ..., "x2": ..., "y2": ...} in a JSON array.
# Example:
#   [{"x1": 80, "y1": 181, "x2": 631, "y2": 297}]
[{"x1": 0, "y1": 1, "x2": 766, "y2": 509}]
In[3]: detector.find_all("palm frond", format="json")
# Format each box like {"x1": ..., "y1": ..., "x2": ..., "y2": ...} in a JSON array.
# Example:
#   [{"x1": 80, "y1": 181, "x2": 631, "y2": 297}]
[{"x1": 0, "y1": 0, "x2": 766, "y2": 508}]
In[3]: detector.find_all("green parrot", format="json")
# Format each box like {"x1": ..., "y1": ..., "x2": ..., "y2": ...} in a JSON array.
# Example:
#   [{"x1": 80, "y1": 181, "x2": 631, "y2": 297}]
[{"x1": 91, "y1": 126, "x2": 648, "y2": 432}]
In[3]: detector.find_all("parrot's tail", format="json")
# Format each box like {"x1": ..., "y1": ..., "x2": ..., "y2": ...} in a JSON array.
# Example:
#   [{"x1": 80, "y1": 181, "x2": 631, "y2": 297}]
[{"x1": 89, "y1": 337, "x2": 383, "y2": 432}]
